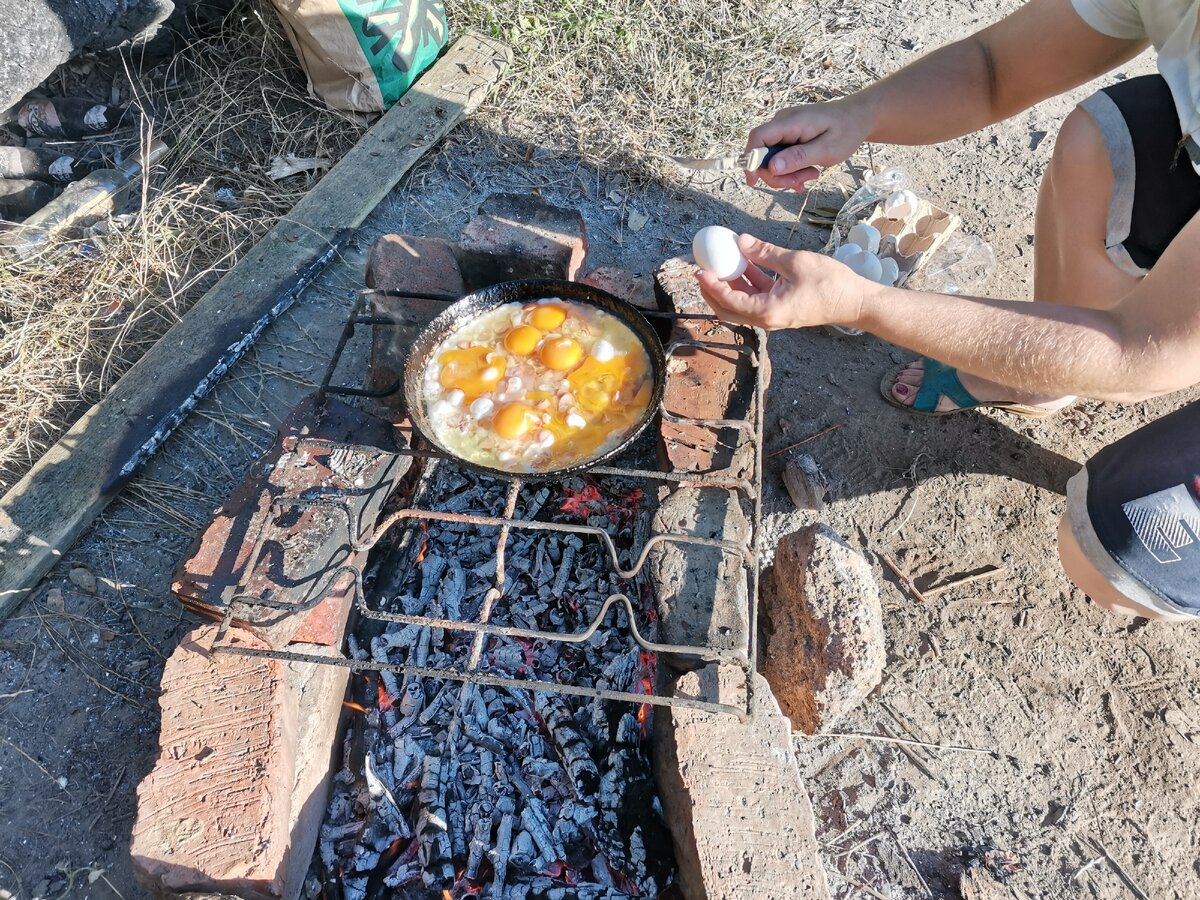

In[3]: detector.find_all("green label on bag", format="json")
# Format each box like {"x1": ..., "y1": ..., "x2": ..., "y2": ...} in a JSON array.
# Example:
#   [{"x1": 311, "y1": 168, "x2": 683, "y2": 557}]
[{"x1": 336, "y1": 0, "x2": 449, "y2": 106}]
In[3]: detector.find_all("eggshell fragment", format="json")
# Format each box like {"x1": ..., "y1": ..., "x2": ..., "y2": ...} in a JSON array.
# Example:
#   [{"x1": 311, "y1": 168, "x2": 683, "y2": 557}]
[
  {"x1": 847, "y1": 223, "x2": 881, "y2": 255},
  {"x1": 882, "y1": 189, "x2": 919, "y2": 220},
  {"x1": 446, "y1": 389, "x2": 465, "y2": 407},
  {"x1": 566, "y1": 412, "x2": 586, "y2": 429},
  {"x1": 591, "y1": 339, "x2": 615, "y2": 362},
  {"x1": 878, "y1": 257, "x2": 900, "y2": 286},
  {"x1": 843, "y1": 248, "x2": 883, "y2": 282},
  {"x1": 692, "y1": 226, "x2": 748, "y2": 281},
  {"x1": 470, "y1": 397, "x2": 494, "y2": 420}
]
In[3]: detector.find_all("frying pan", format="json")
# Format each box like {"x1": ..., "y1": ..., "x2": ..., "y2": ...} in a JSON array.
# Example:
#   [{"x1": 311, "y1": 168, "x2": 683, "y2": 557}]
[{"x1": 403, "y1": 279, "x2": 667, "y2": 479}]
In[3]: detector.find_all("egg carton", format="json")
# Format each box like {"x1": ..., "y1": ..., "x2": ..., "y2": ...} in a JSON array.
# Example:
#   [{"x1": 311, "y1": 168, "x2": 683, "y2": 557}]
[{"x1": 864, "y1": 197, "x2": 960, "y2": 287}]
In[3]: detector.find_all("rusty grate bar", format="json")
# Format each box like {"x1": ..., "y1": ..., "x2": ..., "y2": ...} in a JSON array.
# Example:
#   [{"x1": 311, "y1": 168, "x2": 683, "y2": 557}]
[{"x1": 214, "y1": 287, "x2": 767, "y2": 719}]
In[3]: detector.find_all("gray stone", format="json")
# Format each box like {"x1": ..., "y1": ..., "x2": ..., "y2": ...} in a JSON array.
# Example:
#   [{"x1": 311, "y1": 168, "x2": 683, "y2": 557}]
[
  {"x1": 653, "y1": 664, "x2": 832, "y2": 900},
  {"x1": 649, "y1": 486, "x2": 750, "y2": 667},
  {"x1": 761, "y1": 524, "x2": 884, "y2": 734}
]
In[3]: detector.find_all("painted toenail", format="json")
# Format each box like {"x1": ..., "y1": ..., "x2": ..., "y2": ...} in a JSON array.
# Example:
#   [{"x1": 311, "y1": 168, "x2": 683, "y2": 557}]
[{"x1": 895, "y1": 384, "x2": 908, "y2": 396}]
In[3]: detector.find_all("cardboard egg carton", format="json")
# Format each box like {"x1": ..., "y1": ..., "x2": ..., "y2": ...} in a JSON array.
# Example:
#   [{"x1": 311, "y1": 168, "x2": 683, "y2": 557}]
[{"x1": 865, "y1": 197, "x2": 960, "y2": 287}]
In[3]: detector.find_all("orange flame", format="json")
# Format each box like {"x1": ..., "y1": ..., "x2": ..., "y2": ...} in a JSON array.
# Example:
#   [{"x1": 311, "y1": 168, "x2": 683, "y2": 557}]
[
  {"x1": 637, "y1": 676, "x2": 653, "y2": 736},
  {"x1": 342, "y1": 700, "x2": 367, "y2": 714},
  {"x1": 442, "y1": 892, "x2": 452, "y2": 900},
  {"x1": 377, "y1": 676, "x2": 394, "y2": 713},
  {"x1": 416, "y1": 522, "x2": 429, "y2": 564}
]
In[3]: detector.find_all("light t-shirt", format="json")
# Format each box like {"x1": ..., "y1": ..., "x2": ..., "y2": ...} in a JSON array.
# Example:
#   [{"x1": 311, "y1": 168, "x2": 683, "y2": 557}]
[{"x1": 1072, "y1": 0, "x2": 1200, "y2": 172}]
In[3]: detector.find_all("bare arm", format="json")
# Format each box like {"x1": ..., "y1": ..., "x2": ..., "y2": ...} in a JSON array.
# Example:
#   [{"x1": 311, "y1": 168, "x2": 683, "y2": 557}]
[
  {"x1": 749, "y1": 0, "x2": 1147, "y2": 189},
  {"x1": 696, "y1": 215, "x2": 1200, "y2": 402}
]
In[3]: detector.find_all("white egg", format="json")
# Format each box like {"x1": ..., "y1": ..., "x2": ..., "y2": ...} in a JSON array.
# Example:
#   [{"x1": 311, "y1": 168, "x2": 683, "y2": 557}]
[
  {"x1": 591, "y1": 339, "x2": 616, "y2": 362},
  {"x1": 470, "y1": 397, "x2": 494, "y2": 420},
  {"x1": 566, "y1": 412, "x2": 586, "y2": 429},
  {"x1": 847, "y1": 223, "x2": 881, "y2": 255},
  {"x1": 692, "y1": 225, "x2": 747, "y2": 281},
  {"x1": 446, "y1": 389, "x2": 465, "y2": 407},
  {"x1": 882, "y1": 189, "x2": 919, "y2": 220},
  {"x1": 832, "y1": 243, "x2": 859, "y2": 263},
  {"x1": 843, "y1": 248, "x2": 883, "y2": 282},
  {"x1": 878, "y1": 256, "x2": 900, "y2": 286}
]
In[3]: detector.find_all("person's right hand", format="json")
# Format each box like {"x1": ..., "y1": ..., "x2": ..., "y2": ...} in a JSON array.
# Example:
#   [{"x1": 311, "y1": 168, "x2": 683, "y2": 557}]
[{"x1": 746, "y1": 99, "x2": 873, "y2": 191}]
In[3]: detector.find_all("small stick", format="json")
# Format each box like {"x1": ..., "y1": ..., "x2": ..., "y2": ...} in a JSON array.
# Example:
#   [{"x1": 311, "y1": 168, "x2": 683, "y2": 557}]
[
  {"x1": 1090, "y1": 840, "x2": 1151, "y2": 900},
  {"x1": 880, "y1": 553, "x2": 927, "y2": 603},
  {"x1": 889, "y1": 829, "x2": 933, "y2": 898},
  {"x1": 849, "y1": 880, "x2": 890, "y2": 900},
  {"x1": 925, "y1": 565, "x2": 1007, "y2": 597},
  {"x1": 809, "y1": 730, "x2": 1009, "y2": 759},
  {"x1": 767, "y1": 422, "x2": 845, "y2": 458}
]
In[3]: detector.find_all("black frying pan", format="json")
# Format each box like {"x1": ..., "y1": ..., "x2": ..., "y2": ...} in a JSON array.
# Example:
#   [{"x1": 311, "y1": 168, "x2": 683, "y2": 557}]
[{"x1": 403, "y1": 279, "x2": 667, "y2": 479}]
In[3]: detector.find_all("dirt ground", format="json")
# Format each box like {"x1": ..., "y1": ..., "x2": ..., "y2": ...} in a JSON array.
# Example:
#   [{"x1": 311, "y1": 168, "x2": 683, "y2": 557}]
[{"x1": 2, "y1": 0, "x2": 1199, "y2": 898}]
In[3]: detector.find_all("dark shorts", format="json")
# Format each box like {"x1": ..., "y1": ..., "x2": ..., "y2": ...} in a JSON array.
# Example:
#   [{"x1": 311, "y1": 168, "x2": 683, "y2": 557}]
[
  {"x1": 1080, "y1": 74, "x2": 1200, "y2": 273},
  {"x1": 1067, "y1": 401, "x2": 1200, "y2": 617}
]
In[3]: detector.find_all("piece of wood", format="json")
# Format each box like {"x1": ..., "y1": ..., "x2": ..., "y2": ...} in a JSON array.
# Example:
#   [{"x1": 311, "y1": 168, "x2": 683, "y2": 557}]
[{"x1": 0, "y1": 33, "x2": 511, "y2": 617}]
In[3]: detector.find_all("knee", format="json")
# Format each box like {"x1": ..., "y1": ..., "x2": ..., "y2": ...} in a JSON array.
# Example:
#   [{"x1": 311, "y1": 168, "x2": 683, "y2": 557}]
[{"x1": 1047, "y1": 105, "x2": 1109, "y2": 182}]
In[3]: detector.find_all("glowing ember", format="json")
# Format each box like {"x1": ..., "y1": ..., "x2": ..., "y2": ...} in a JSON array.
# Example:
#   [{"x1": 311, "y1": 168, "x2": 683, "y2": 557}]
[
  {"x1": 341, "y1": 700, "x2": 367, "y2": 714},
  {"x1": 377, "y1": 676, "x2": 394, "y2": 713}
]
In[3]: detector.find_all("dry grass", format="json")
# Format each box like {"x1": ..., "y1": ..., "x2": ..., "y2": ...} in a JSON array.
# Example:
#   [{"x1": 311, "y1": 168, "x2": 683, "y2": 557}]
[
  {"x1": 449, "y1": 0, "x2": 834, "y2": 179},
  {"x1": 0, "y1": 3, "x2": 362, "y2": 492}
]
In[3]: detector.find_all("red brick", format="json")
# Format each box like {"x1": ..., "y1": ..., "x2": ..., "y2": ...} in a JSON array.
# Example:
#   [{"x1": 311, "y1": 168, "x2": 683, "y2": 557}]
[
  {"x1": 132, "y1": 625, "x2": 297, "y2": 900},
  {"x1": 579, "y1": 266, "x2": 659, "y2": 311},
  {"x1": 455, "y1": 192, "x2": 588, "y2": 288},
  {"x1": 654, "y1": 256, "x2": 756, "y2": 476}
]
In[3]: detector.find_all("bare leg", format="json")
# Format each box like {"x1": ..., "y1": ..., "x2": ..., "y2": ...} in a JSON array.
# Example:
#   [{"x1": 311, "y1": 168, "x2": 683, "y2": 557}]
[{"x1": 890, "y1": 105, "x2": 1143, "y2": 411}]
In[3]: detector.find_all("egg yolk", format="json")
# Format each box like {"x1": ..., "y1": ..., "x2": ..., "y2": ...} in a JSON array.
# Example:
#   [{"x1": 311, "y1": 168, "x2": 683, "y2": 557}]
[
  {"x1": 438, "y1": 346, "x2": 505, "y2": 398},
  {"x1": 539, "y1": 337, "x2": 583, "y2": 371},
  {"x1": 492, "y1": 403, "x2": 536, "y2": 439},
  {"x1": 503, "y1": 325, "x2": 542, "y2": 356},
  {"x1": 529, "y1": 304, "x2": 567, "y2": 331}
]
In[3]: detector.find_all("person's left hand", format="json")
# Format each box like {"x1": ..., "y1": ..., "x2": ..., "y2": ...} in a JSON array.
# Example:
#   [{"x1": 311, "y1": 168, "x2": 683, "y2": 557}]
[{"x1": 695, "y1": 234, "x2": 873, "y2": 331}]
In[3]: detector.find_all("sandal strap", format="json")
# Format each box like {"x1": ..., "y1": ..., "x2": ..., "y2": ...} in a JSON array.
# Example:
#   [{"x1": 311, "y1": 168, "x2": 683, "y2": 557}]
[{"x1": 911, "y1": 358, "x2": 981, "y2": 412}]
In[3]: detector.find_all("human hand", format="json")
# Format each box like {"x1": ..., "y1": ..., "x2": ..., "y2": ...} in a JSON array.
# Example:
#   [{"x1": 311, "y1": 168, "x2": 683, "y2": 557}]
[
  {"x1": 746, "y1": 98, "x2": 873, "y2": 191},
  {"x1": 695, "y1": 234, "x2": 874, "y2": 330}
]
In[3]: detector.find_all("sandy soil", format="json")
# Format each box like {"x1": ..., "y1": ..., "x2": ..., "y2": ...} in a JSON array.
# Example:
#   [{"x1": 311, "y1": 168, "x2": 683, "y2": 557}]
[{"x1": 1, "y1": 1, "x2": 1198, "y2": 898}]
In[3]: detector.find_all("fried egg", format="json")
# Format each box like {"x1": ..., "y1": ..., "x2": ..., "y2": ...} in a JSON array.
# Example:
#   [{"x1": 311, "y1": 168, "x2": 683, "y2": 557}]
[{"x1": 422, "y1": 299, "x2": 653, "y2": 473}]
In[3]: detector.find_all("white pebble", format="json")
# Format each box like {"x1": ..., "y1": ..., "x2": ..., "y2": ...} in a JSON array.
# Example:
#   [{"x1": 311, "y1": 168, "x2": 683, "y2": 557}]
[
  {"x1": 470, "y1": 398, "x2": 494, "y2": 419},
  {"x1": 566, "y1": 413, "x2": 587, "y2": 429},
  {"x1": 882, "y1": 189, "x2": 919, "y2": 220},
  {"x1": 446, "y1": 389, "x2": 465, "y2": 407},
  {"x1": 536, "y1": 430, "x2": 556, "y2": 447},
  {"x1": 847, "y1": 223, "x2": 881, "y2": 255},
  {"x1": 591, "y1": 339, "x2": 616, "y2": 362}
]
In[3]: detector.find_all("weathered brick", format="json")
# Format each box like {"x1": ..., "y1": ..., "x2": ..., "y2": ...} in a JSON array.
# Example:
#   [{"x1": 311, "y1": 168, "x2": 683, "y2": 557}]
[
  {"x1": 654, "y1": 256, "x2": 756, "y2": 476},
  {"x1": 579, "y1": 266, "x2": 658, "y2": 311},
  {"x1": 455, "y1": 192, "x2": 587, "y2": 288},
  {"x1": 365, "y1": 234, "x2": 463, "y2": 295},
  {"x1": 132, "y1": 625, "x2": 296, "y2": 900},
  {"x1": 654, "y1": 664, "x2": 831, "y2": 900},
  {"x1": 762, "y1": 524, "x2": 884, "y2": 734}
]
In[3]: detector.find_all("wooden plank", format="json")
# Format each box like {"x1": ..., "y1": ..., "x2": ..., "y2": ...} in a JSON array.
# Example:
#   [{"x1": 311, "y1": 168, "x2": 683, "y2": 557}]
[{"x1": 0, "y1": 32, "x2": 510, "y2": 616}]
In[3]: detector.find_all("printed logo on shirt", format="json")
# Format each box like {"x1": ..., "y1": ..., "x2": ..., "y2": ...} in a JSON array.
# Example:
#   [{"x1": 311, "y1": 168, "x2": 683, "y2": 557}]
[{"x1": 1123, "y1": 483, "x2": 1200, "y2": 564}]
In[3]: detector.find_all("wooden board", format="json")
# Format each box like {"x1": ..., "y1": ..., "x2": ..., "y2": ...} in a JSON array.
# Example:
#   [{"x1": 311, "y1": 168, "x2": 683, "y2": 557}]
[{"x1": 0, "y1": 32, "x2": 511, "y2": 617}]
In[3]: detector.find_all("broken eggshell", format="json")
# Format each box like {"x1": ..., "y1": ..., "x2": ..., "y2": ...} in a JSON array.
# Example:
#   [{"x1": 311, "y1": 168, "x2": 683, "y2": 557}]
[
  {"x1": 847, "y1": 222, "x2": 881, "y2": 255},
  {"x1": 841, "y1": 248, "x2": 884, "y2": 282},
  {"x1": 692, "y1": 225, "x2": 748, "y2": 281},
  {"x1": 881, "y1": 189, "x2": 919, "y2": 220}
]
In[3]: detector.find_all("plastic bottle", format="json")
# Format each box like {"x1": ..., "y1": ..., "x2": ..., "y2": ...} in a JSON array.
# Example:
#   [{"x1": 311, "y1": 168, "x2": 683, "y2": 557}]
[{"x1": 0, "y1": 138, "x2": 169, "y2": 259}]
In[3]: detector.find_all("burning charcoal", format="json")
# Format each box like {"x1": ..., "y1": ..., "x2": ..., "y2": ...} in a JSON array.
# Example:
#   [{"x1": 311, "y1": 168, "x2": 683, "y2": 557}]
[
  {"x1": 479, "y1": 747, "x2": 495, "y2": 795},
  {"x1": 466, "y1": 814, "x2": 492, "y2": 880},
  {"x1": 413, "y1": 628, "x2": 432, "y2": 667},
  {"x1": 510, "y1": 829, "x2": 538, "y2": 871},
  {"x1": 415, "y1": 553, "x2": 447, "y2": 611},
  {"x1": 473, "y1": 557, "x2": 498, "y2": 578},
  {"x1": 521, "y1": 797, "x2": 564, "y2": 864},
  {"x1": 383, "y1": 850, "x2": 421, "y2": 888},
  {"x1": 415, "y1": 755, "x2": 454, "y2": 889},
  {"x1": 535, "y1": 693, "x2": 600, "y2": 796},
  {"x1": 440, "y1": 557, "x2": 466, "y2": 620},
  {"x1": 364, "y1": 752, "x2": 410, "y2": 838},
  {"x1": 552, "y1": 541, "x2": 579, "y2": 597},
  {"x1": 449, "y1": 782, "x2": 467, "y2": 860},
  {"x1": 491, "y1": 800, "x2": 517, "y2": 896}
]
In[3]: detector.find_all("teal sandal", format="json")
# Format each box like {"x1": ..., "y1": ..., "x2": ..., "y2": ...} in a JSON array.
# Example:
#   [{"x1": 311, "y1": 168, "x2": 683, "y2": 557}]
[{"x1": 880, "y1": 357, "x2": 1057, "y2": 419}]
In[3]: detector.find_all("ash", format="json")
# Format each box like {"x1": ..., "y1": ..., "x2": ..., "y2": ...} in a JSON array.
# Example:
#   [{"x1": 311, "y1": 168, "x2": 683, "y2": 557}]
[{"x1": 312, "y1": 466, "x2": 676, "y2": 899}]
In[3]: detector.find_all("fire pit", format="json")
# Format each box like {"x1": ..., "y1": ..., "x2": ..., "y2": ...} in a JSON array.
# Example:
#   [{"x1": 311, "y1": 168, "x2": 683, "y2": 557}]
[{"x1": 131, "y1": 195, "x2": 809, "y2": 900}]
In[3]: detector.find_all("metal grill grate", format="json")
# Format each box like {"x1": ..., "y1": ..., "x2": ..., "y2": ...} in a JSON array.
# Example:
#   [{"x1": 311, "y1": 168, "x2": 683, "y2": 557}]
[{"x1": 213, "y1": 288, "x2": 767, "y2": 720}]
